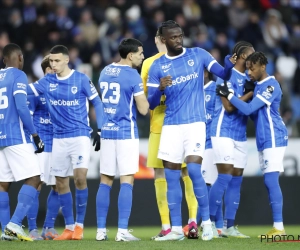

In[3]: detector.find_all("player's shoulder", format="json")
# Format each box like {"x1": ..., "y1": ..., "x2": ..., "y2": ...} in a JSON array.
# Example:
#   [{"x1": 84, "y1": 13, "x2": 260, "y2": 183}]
[
  {"x1": 74, "y1": 70, "x2": 89, "y2": 79},
  {"x1": 187, "y1": 47, "x2": 207, "y2": 55},
  {"x1": 3, "y1": 67, "x2": 25, "y2": 78},
  {"x1": 204, "y1": 80, "x2": 216, "y2": 91},
  {"x1": 143, "y1": 52, "x2": 165, "y2": 66}
]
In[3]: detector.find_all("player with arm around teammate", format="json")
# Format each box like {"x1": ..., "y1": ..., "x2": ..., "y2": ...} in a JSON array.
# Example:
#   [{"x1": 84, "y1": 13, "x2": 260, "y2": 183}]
[
  {"x1": 146, "y1": 20, "x2": 236, "y2": 241},
  {"x1": 0, "y1": 43, "x2": 44, "y2": 241},
  {"x1": 141, "y1": 29, "x2": 198, "y2": 240},
  {"x1": 216, "y1": 51, "x2": 288, "y2": 237},
  {"x1": 28, "y1": 45, "x2": 105, "y2": 240},
  {"x1": 95, "y1": 38, "x2": 149, "y2": 242},
  {"x1": 209, "y1": 41, "x2": 255, "y2": 238},
  {"x1": 25, "y1": 55, "x2": 60, "y2": 240}
]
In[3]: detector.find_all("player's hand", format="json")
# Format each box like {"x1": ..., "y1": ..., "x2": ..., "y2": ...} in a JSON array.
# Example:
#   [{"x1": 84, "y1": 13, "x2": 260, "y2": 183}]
[
  {"x1": 159, "y1": 75, "x2": 172, "y2": 91},
  {"x1": 225, "y1": 53, "x2": 237, "y2": 65},
  {"x1": 33, "y1": 134, "x2": 44, "y2": 153},
  {"x1": 244, "y1": 80, "x2": 255, "y2": 94},
  {"x1": 216, "y1": 81, "x2": 231, "y2": 98},
  {"x1": 93, "y1": 129, "x2": 101, "y2": 151}
]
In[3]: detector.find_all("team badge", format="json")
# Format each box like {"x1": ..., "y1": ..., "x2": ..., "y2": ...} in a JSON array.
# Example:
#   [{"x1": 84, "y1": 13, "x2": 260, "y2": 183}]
[
  {"x1": 71, "y1": 86, "x2": 78, "y2": 94},
  {"x1": 205, "y1": 95, "x2": 211, "y2": 102},
  {"x1": 188, "y1": 59, "x2": 194, "y2": 66},
  {"x1": 266, "y1": 86, "x2": 274, "y2": 93}
]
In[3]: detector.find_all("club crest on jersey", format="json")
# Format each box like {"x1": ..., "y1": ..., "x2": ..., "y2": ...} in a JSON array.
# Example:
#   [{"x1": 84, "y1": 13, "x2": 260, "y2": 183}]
[
  {"x1": 205, "y1": 95, "x2": 211, "y2": 102},
  {"x1": 266, "y1": 86, "x2": 274, "y2": 93},
  {"x1": 71, "y1": 86, "x2": 77, "y2": 94},
  {"x1": 187, "y1": 59, "x2": 194, "y2": 66}
]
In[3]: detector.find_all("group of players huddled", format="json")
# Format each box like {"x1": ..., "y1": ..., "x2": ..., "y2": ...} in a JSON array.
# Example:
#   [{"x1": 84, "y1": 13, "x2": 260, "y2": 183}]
[{"x1": 0, "y1": 20, "x2": 287, "y2": 242}]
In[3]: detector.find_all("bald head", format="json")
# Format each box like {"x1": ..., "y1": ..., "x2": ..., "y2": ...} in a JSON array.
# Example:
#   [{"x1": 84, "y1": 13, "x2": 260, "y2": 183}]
[{"x1": 3, "y1": 43, "x2": 24, "y2": 70}]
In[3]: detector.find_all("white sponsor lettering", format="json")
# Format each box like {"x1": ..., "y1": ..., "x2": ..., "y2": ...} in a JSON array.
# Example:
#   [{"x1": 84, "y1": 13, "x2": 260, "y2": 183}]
[
  {"x1": 0, "y1": 134, "x2": 7, "y2": 139},
  {"x1": 17, "y1": 83, "x2": 26, "y2": 89},
  {"x1": 104, "y1": 107, "x2": 116, "y2": 114},
  {"x1": 0, "y1": 73, "x2": 6, "y2": 81},
  {"x1": 161, "y1": 63, "x2": 171, "y2": 70},
  {"x1": 49, "y1": 99, "x2": 79, "y2": 106},
  {"x1": 206, "y1": 113, "x2": 212, "y2": 120},
  {"x1": 40, "y1": 117, "x2": 52, "y2": 124},
  {"x1": 102, "y1": 126, "x2": 119, "y2": 131},
  {"x1": 170, "y1": 72, "x2": 198, "y2": 86},
  {"x1": 0, "y1": 114, "x2": 4, "y2": 119}
]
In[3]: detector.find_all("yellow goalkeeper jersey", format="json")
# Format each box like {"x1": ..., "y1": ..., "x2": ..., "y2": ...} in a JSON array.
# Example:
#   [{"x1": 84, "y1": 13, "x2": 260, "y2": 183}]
[{"x1": 141, "y1": 52, "x2": 166, "y2": 134}]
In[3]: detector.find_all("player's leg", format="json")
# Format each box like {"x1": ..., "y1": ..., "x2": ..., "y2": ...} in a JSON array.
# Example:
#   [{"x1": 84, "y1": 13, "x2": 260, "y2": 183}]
[
  {"x1": 184, "y1": 122, "x2": 212, "y2": 241},
  {"x1": 4, "y1": 144, "x2": 41, "y2": 241},
  {"x1": 0, "y1": 150, "x2": 12, "y2": 240},
  {"x1": 259, "y1": 147, "x2": 286, "y2": 237},
  {"x1": 27, "y1": 182, "x2": 43, "y2": 240},
  {"x1": 115, "y1": 139, "x2": 140, "y2": 242},
  {"x1": 41, "y1": 152, "x2": 59, "y2": 240},
  {"x1": 155, "y1": 125, "x2": 185, "y2": 241},
  {"x1": 209, "y1": 137, "x2": 234, "y2": 229},
  {"x1": 181, "y1": 167, "x2": 198, "y2": 239},
  {"x1": 223, "y1": 141, "x2": 249, "y2": 238},
  {"x1": 147, "y1": 132, "x2": 170, "y2": 239},
  {"x1": 51, "y1": 138, "x2": 75, "y2": 241},
  {"x1": 69, "y1": 136, "x2": 91, "y2": 240},
  {"x1": 96, "y1": 139, "x2": 116, "y2": 241}
]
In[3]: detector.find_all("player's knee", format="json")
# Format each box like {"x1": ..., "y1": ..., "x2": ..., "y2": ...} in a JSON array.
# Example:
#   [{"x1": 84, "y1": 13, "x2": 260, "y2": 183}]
[
  {"x1": 25, "y1": 175, "x2": 42, "y2": 189},
  {"x1": 154, "y1": 168, "x2": 165, "y2": 179},
  {"x1": 74, "y1": 176, "x2": 87, "y2": 189}
]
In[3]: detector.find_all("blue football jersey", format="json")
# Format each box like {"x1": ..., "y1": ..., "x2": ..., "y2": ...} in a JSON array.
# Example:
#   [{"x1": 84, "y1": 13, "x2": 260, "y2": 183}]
[
  {"x1": 204, "y1": 81, "x2": 216, "y2": 149},
  {"x1": 211, "y1": 68, "x2": 248, "y2": 141},
  {"x1": 29, "y1": 70, "x2": 99, "y2": 138},
  {"x1": 98, "y1": 63, "x2": 144, "y2": 139},
  {"x1": 252, "y1": 76, "x2": 288, "y2": 151},
  {"x1": 147, "y1": 48, "x2": 216, "y2": 125},
  {"x1": 27, "y1": 94, "x2": 53, "y2": 152},
  {"x1": 0, "y1": 67, "x2": 32, "y2": 146}
]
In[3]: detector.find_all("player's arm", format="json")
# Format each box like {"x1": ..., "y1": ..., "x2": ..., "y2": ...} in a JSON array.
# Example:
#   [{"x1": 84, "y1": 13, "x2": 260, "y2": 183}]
[
  {"x1": 133, "y1": 74, "x2": 149, "y2": 115},
  {"x1": 222, "y1": 91, "x2": 254, "y2": 113},
  {"x1": 14, "y1": 73, "x2": 44, "y2": 152},
  {"x1": 27, "y1": 77, "x2": 48, "y2": 96},
  {"x1": 27, "y1": 94, "x2": 39, "y2": 115}
]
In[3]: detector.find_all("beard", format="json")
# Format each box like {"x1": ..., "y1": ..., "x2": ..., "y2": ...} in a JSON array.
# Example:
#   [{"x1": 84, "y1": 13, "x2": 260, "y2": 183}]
[{"x1": 167, "y1": 45, "x2": 183, "y2": 56}]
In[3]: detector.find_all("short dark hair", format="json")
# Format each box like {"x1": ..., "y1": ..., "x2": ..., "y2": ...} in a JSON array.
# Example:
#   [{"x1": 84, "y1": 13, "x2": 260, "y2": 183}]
[
  {"x1": 246, "y1": 51, "x2": 268, "y2": 66},
  {"x1": 41, "y1": 56, "x2": 50, "y2": 73},
  {"x1": 3, "y1": 43, "x2": 21, "y2": 58},
  {"x1": 158, "y1": 20, "x2": 181, "y2": 36},
  {"x1": 232, "y1": 41, "x2": 253, "y2": 59},
  {"x1": 49, "y1": 45, "x2": 69, "y2": 55},
  {"x1": 118, "y1": 38, "x2": 143, "y2": 59}
]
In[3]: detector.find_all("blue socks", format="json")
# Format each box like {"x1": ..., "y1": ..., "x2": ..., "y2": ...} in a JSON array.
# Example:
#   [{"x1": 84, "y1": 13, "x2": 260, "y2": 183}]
[
  {"x1": 165, "y1": 168, "x2": 182, "y2": 226},
  {"x1": 224, "y1": 176, "x2": 243, "y2": 228},
  {"x1": 11, "y1": 184, "x2": 37, "y2": 226},
  {"x1": 209, "y1": 174, "x2": 232, "y2": 220},
  {"x1": 27, "y1": 191, "x2": 40, "y2": 231},
  {"x1": 118, "y1": 183, "x2": 133, "y2": 229},
  {"x1": 43, "y1": 190, "x2": 60, "y2": 228},
  {"x1": 59, "y1": 192, "x2": 74, "y2": 226},
  {"x1": 75, "y1": 188, "x2": 88, "y2": 224},
  {"x1": 264, "y1": 172, "x2": 283, "y2": 222},
  {"x1": 96, "y1": 183, "x2": 111, "y2": 228},
  {"x1": 187, "y1": 163, "x2": 209, "y2": 221},
  {"x1": 0, "y1": 192, "x2": 10, "y2": 232}
]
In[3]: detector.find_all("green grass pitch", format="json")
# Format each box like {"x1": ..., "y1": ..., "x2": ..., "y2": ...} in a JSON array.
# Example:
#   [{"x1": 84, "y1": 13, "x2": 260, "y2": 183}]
[{"x1": 1, "y1": 226, "x2": 300, "y2": 250}]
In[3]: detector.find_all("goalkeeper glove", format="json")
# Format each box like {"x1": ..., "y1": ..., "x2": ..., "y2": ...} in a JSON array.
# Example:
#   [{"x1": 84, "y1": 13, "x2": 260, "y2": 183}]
[
  {"x1": 216, "y1": 81, "x2": 232, "y2": 98},
  {"x1": 33, "y1": 135, "x2": 44, "y2": 153},
  {"x1": 93, "y1": 129, "x2": 101, "y2": 151}
]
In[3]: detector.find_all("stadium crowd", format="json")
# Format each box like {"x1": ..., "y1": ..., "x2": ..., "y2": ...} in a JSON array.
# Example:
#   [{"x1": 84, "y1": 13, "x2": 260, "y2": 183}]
[{"x1": 0, "y1": 0, "x2": 300, "y2": 136}]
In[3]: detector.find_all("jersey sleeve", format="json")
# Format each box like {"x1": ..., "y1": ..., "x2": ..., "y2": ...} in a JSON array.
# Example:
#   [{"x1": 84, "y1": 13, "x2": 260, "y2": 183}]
[
  {"x1": 198, "y1": 48, "x2": 217, "y2": 72},
  {"x1": 132, "y1": 72, "x2": 144, "y2": 97},
  {"x1": 256, "y1": 81, "x2": 280, "y2": 106},
  {"x1": 146, "y1": 61, "x2": 161, "y2": 88},
  {"x1": 29, "y1": 77, "x2": 48, "y2": 96},
  {"x1": 82, "y1": 74, "x2": 99, "y2": 101},
  {"x1": 12, "y1": 71, "x2": 28, "y2": 96},
  {"x1": 141, "y1": 59, "x2": 151, "y2": 95},
  {"x1": 27, "y1": 94, "x2": 39, "y2": 114}
]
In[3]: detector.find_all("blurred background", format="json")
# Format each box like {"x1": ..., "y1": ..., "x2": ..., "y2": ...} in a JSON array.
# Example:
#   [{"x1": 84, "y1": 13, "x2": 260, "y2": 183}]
[{"x1": 1, "y1": 0, "x2": 300, "y2": 177}]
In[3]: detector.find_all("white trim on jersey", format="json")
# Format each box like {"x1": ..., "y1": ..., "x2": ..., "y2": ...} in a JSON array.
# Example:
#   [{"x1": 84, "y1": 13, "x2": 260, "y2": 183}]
[
  {"x1": 147, "y1": 83, "x2": 159, "y2": 87},
  {"x1": 256, "y1": 94, "x2": 271, "y2": 106},
  {"x1": 256, "y1": 76, "x2": 275, "y2": 85},
  {"x1": 89, "y1": 92, "x2": 98, "y2": 100},
  {"x1": 56, "y1": 70, "x2": 75, "y2": 80},
  {"x1": 19, "y1": 118, "x2": 26, "y2": 143},
  {"x1": 266, "y1": 106, "x2": 275, "y2": 148},
  {"x1": 134, "y1": 91, "x2": 144, "y2": 96},
  {"x1": 232, "y1": 67, "x2": 246, "y2": 76},
  {"x1": 29, "y1": 83, "x2": 39, "y2": 97},
  {"x1": 207, "y1": 60, "x2": 217, "y2": 71},
  {"x1": 216, "y1": 106, "x2": 225, "y2": 137},
  {"x1": 13, "y1": 90, "x2": 27, "y2": 95},
  {"x1": 164, "y1": 48, "x2": 186, "y2": 60},
  {"x1": 129, "y1": 93, "x2": 135, "y2": 139},
  {"x1": 204, "y1": 80, "x2": 213, "y2": 89}
]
